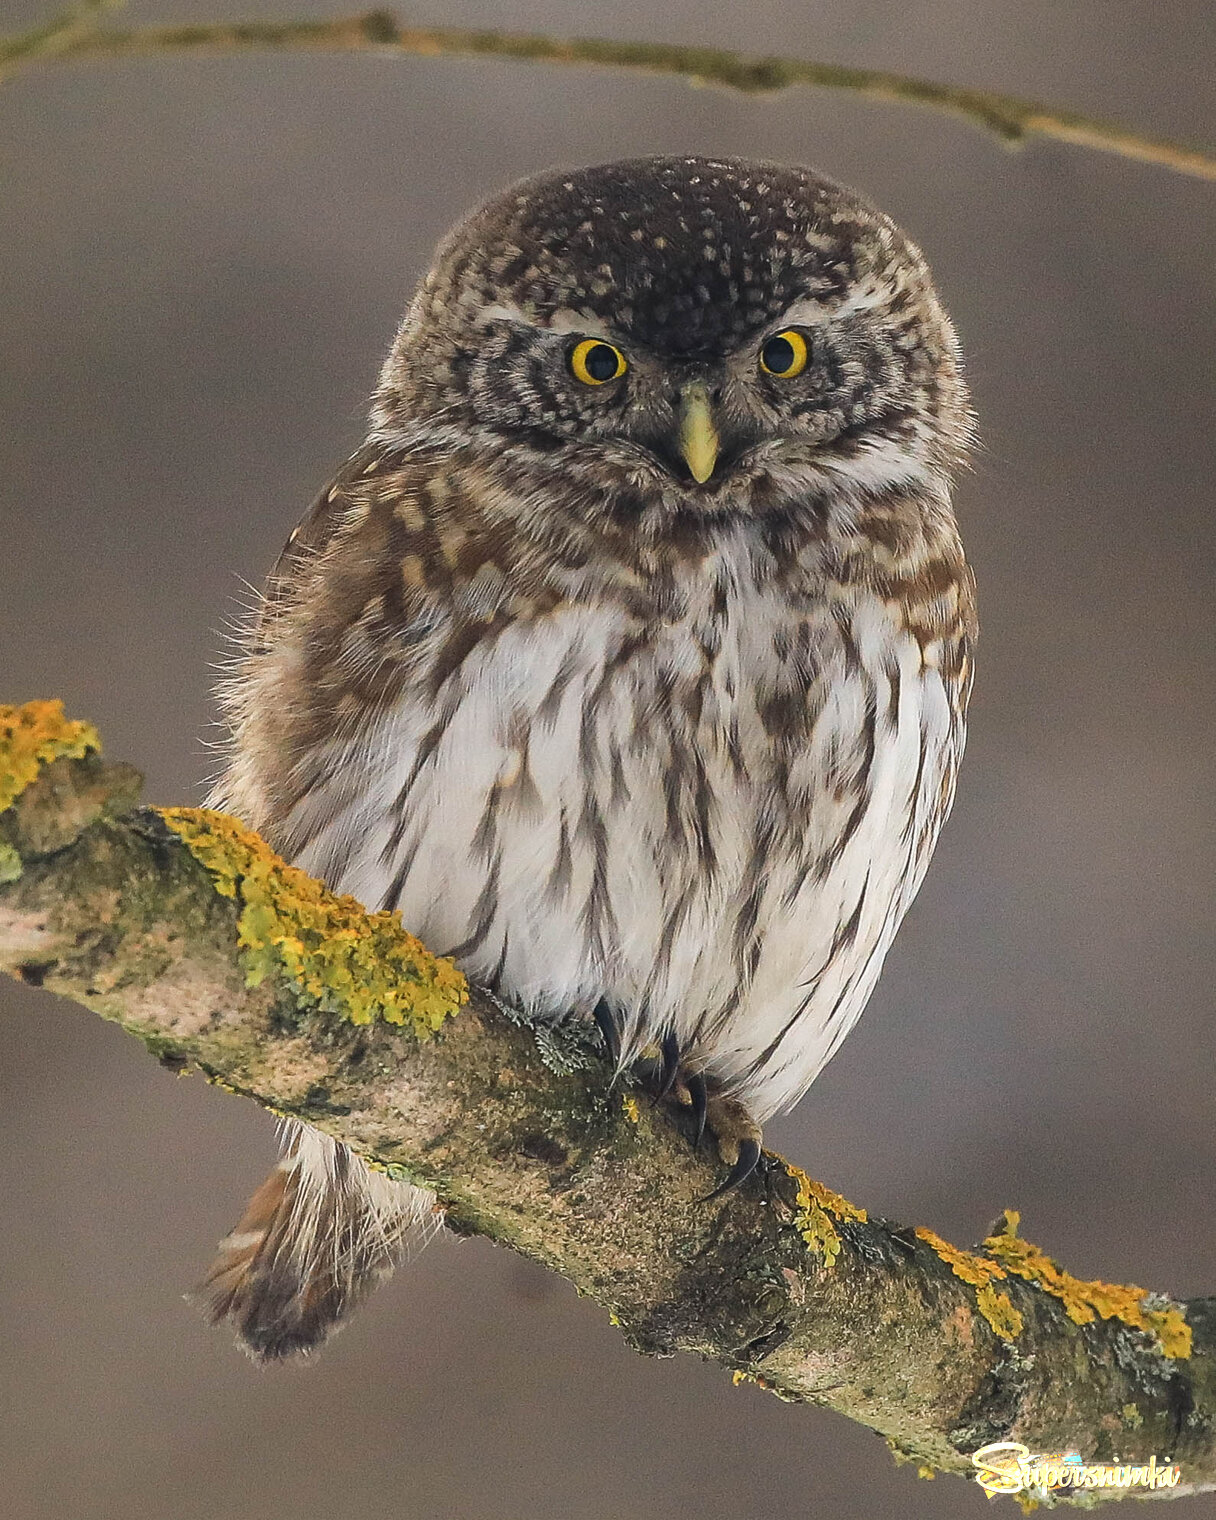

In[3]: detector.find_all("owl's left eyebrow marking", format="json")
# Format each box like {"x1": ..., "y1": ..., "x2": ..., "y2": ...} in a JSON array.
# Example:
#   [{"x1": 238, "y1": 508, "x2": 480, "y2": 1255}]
[
  {"x1": 768, "y1": 298, "x2": 834, "y2": 330},
  {"x1": 477, "y1": 300, "x2": 619, "y2": 340}
]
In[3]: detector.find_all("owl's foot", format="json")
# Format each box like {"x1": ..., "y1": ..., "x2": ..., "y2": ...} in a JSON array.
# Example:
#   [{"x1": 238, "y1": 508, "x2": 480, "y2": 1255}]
[
  {"x1": 691, "y1": 1089, "x2": 763, "y2": 1198},
  {"x1": 666, "y1": 1067, "x2": 762, "y2": 1196},
  {"x1": 590, "y1": 1003, "x2": 681, "y2": 1098},
  {"x1": 590, "y1": 1008, "x2": 762, "y2": 1196},
  {"x1": 682, "y1": 1069, "x2": 708, "y2": 1147}
]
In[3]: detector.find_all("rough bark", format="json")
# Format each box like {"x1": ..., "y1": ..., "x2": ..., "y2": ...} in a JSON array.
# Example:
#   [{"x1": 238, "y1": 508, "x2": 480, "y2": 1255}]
[{"x1": 2, "y1": 710, "x2": 1213, "y2": 1504}]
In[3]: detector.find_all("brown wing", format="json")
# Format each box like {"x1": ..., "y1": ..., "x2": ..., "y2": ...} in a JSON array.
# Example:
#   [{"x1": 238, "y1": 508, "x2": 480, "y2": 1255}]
[{"x1": 256, "y1": 441, "x2": 385, "y2": 642}]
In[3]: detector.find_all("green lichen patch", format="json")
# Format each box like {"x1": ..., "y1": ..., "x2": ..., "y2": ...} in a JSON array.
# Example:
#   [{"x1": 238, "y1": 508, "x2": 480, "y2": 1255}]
[
  {"x1": 787, "y1": 1164, "x2": 866, "y2": 1268},
  {"x1": 0, "y1": 700, "x2": 100, "y2": 815},
  {"x1": 915, "y1": 1226, "x2": 1024, "y2": 1342},
  {"x1": 0, "y1": 841, "x2": 21, "y2": 883},
  {"x1": 982, "y1": 1210, "x2": 1191, "y2": 1359},
  {"x1": 159, "y1": 806, "x2": 468, "y2": 1037}
]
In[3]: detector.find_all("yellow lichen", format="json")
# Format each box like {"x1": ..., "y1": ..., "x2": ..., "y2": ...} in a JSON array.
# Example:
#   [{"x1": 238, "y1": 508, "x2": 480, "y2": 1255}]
[
  {"x1": 0, "y1": 700, "x2": 100, "y2": 814},
  {"x1": 791, "y1": 1166, "x2": 868, "y2": 1224},
  {"x1": 975, "y1": 1283, "x2": 1025, "y2": 1341},
  {"x1": 787, "y1": 1164, "x2": 866, "y2": 1268},
  {"x1": 799, "y1": 1202, "x2": 843, "y2": 1268},
  {"x1": 160, "y1": 806, "x2": 468, "y2": 1036},
  {"x1": 1144, "y1": 1305, "x2": 1192, "y2": 1359},
  {"x1": 917, "y1": 1465, "x2": 936, "y2": 1481},
  {"x1": 915, "y1": 1226, "x2": 1023, "y2": 1341},
  {"x1": 982, "y1": 1211, "x2": 1191, "y2": 1359},
  {"x1": 915, "y1": 1226, "x2": 1007, "y2": 1288},
  {"x1": 916, "y1": 1213, "x2": 1191, "y2": 1357},
  {"x1": 621, "y1": 1093, "x2": 641, "y2": 1125}
]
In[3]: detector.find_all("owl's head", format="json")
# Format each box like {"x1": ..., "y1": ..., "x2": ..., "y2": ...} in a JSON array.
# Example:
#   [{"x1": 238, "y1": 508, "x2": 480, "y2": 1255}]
[{"x1": 374, "y1": 157, "x2": 971, "y2": 523}]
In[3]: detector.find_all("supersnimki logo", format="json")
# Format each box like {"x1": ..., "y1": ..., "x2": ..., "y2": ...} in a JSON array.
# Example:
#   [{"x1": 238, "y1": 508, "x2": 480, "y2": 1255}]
[{"x1": 971, "y1": 1441, "x2": 1182, "y2": 1496}]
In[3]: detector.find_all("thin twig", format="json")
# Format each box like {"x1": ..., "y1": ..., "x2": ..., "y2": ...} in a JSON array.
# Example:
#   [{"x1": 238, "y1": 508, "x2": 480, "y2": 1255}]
[
  {"x1": 1, "y1": 7, "x2": 1214, "y2": 184},
  {"x1": 0, "y1": 0, "x2": 123, "y2": 72}
]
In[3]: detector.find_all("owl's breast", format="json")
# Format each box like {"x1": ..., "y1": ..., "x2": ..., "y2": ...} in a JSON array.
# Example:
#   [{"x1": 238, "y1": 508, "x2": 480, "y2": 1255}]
[{"x1": 267, "y1": 560, "x2": 966, "y2": 1120}]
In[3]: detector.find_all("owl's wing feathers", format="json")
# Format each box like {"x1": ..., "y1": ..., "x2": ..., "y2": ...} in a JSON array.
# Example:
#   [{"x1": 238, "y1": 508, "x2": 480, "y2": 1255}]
[
  {"x1": 203, "y1": 448, "x2": 508, "y2": 1361},
  {"x1": 203, "y1": 442, "x2": 454, "y2": 1363},
  {"x1": 270, "y1": 446, "x2": 533, "y2": 701},
  {"x1": 257, "y1": 443, "x2": 387, "y2": 640},
  {"x1": 216, "y1": 447, "x2": 435, "y2": 848}
]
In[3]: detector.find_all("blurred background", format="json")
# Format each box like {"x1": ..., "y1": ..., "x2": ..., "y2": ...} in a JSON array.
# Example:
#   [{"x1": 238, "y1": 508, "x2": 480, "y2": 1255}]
[{"x1": 2, "y1": 2, "x2": 1214, "y2": 1516}]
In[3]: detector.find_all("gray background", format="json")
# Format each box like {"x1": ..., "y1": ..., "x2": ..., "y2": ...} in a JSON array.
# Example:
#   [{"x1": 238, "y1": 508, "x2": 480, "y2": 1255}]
[{"x1": 1, "y1": 2, "x2": 1213, "y2": 1516}]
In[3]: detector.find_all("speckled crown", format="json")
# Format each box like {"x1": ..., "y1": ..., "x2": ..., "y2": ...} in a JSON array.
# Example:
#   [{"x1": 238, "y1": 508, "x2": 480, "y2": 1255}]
[{"x1": 420, "y1": 155, "x2": 926, "y2": 358}]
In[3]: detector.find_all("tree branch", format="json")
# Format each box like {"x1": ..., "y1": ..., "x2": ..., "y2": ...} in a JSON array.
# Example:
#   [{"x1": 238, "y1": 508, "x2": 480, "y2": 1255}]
[
  {"x1": 1, "y1": 701, "x2": 1213, "y2": 1501},
  {"x1": 0, "y1": 0, "x2": 121, "y2": 73},
  {"x1": 2, "y1": 5, "x2": 1214, "y2": 184}
]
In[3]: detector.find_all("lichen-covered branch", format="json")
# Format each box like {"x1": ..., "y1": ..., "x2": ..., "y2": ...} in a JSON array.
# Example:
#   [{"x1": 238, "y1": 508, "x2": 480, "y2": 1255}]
[
  {"x1": 2, "y1": 5, "x2": 1215, "y2": 184},
  {"x1": 2, "y1": 701, "x2": 1214, "y2": 1503}
]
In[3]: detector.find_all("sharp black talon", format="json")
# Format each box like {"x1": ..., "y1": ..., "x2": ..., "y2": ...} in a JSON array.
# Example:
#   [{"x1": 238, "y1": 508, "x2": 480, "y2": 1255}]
[
  {"x1": 592, "y1": 999, "x2": 621, "y2": 1065},
  {"x1": 686, "y1": 1072, "x2": 707, "y2": 1148},
  {"x1": 651, "y1": 1030, "x2": 681, "y2": 1104},
  {"x1": 701, "y1": 1138, "x2": 762, "y2": 1202}
]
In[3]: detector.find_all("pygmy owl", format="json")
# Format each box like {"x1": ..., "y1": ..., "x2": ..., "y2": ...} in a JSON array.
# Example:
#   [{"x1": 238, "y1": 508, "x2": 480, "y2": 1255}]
[{"x1": 203, "y1": 155, "x2": 976, "y2": 1360}]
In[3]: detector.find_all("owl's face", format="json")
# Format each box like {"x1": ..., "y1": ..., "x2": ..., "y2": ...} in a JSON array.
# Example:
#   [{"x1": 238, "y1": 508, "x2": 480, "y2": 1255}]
[{"x1": 374, "y1": 157, "x2": 971, "y2": 526}]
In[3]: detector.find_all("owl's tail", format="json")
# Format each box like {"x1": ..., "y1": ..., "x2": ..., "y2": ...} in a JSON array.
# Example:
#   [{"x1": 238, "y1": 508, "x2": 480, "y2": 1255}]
[{"x1": 196, "y1": 1121, "x2": 439, "y2": 1361}]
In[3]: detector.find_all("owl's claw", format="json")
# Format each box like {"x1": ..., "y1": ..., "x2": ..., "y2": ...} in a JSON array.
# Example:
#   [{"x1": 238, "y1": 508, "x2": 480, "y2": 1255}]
[
  {"x1": 592, "y1": 998, "x2": 621, "y2": 1066},
  {"x1": 697, "y1": 1092, "x2": 764, "y2": 1200},
  {"x1": 702, "y1": 1137, "x2": 762, "y2": 1201},
  {"x1": 651, "y1": 1031, "x2": 682, "y2": 1104},
  {"x1": 621, "y1": 1027, "x2": 761, "y2": 1194},
  {"x1": 684, "y1": 1071, "x2": 708, "y2": 1148}
]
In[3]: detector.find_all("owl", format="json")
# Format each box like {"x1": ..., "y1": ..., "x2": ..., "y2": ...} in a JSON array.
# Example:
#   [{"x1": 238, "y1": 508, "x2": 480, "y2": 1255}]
[{"x1": 201, "y1": 155, "x2": 977, "y2": 1361}]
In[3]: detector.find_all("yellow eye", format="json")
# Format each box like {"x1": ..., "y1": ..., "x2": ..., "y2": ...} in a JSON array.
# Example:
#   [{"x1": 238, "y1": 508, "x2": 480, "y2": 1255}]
[
  {"x1": 569, "y1": 338, "x2": 628, "y2": 385},
  {"x1": 760, "y1": 329, "x2": 809, "y2": 378}
]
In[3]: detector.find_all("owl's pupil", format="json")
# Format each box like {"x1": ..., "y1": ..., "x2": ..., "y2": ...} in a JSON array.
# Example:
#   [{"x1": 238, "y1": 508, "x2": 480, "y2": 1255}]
[
  {"x1": 762, "y1": 335, "x2": 797, "y2": 374},
  {"x1": 583, "y1": 344, "x2": 620, "y2": 381}
]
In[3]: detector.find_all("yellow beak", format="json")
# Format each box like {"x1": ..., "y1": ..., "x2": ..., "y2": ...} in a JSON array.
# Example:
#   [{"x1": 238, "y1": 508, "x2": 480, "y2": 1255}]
[{"x1": 678, "y1": 382, "x2": 720, "y2": 484}]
